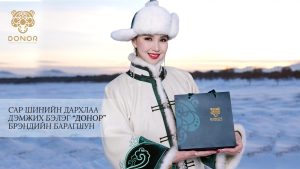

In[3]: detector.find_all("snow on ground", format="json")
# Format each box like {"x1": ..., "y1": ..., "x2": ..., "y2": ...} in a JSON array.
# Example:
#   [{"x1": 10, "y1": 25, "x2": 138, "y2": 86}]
[{"x1": 0, "y1": 79, "x2": 299, "y2": 169}]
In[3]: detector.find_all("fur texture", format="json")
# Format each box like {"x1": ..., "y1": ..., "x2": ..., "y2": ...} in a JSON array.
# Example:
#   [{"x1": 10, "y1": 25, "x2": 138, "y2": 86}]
[
  {"x1": 111, "y1": 0, "x2": 179, "y2": 41},
  {"x1": 160, "y1": 147, "x2": 177, "y2": 169}
]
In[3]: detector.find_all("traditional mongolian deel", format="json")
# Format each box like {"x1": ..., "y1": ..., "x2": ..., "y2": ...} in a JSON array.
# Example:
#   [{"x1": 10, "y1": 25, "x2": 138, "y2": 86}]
[
  {"x1": 101, "y1": 53, "x2": 246, "y2": 169},
  {"x1": 175, "y1": 92, "x2": 236, "y2": 151},
  {"x1": 103, "y1": 0, "x2": 246, "y2": 168}
]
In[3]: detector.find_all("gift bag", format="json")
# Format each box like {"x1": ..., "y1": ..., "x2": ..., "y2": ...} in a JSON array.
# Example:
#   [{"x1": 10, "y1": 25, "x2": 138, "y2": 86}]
[{"x1": 175, "y1": 90, "x2": 236, "y2": 151}]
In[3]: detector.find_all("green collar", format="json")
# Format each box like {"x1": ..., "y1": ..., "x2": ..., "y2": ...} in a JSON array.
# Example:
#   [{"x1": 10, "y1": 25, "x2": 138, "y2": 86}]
[
  {"x1": 127, "y1": 63, "x2": 167, "y2": 81},
  {"x1": 126, "y1": 64, "x2": 173, "y2": 147}
]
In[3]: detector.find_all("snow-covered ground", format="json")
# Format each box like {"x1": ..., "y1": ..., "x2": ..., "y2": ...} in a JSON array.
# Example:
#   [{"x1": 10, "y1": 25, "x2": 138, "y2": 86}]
[
  {"x1": 197, "y1": 79, "x2": 300, "y2": 169},
  {"x1": 0, "y1": 79, "x2": 299, "y2": 169}
]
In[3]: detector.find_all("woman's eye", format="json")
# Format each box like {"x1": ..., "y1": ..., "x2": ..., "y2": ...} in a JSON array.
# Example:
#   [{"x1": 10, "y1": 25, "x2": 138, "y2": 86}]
[
  {"x1": 144, "y1": 37, "x2": 152, "y2": 41},
  {"x1": 160, "y1": 38, "x2": 168, "y2": 42}
]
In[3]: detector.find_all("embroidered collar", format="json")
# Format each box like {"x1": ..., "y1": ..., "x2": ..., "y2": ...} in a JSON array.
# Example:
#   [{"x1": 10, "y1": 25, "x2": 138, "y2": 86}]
[{"x1": 127, "y1": 53, "x2": 167, "y2": 80}]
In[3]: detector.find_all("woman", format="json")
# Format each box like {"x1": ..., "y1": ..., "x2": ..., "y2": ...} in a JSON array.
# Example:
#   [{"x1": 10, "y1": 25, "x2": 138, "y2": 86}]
[{"x1": 101, "y1": 1, "x2": 246, "y2": 169}]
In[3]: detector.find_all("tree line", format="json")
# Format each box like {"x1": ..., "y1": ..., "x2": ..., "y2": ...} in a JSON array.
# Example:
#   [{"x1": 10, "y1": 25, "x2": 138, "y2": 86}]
[
  {"x1": 191, "y1": 67, "x2": 300, "y2": 80},
  {"x1": 0, "y1": 67, "x2": 299, "y2": 84}
]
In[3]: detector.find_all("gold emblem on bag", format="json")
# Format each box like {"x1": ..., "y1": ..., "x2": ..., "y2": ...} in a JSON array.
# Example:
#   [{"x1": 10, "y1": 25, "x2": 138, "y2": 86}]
[{"x1": 210, "y1": 107, "x2": 223, "y2": 121}]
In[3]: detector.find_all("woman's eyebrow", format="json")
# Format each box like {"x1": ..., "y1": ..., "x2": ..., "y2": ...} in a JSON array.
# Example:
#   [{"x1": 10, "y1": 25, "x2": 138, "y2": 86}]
[
  {"x1": 161, "y1": 35, "x2": 169, "y2": 39},
  {"x1": 139, "y1": 34, "x2": 169, "y2": 39},
  {"x1": 140, "y1": 34, "x2": 153, "y2": 37}
]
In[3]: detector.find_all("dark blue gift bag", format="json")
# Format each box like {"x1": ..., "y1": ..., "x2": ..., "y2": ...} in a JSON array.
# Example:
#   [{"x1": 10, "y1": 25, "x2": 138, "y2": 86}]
[{"x1": 175, "y1": 91, "x2": 236, "y2": 151}]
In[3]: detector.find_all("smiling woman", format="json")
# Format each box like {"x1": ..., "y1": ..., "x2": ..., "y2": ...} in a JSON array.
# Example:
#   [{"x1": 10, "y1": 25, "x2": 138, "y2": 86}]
[
  {"x1": 131, "y1": 34, "x2": 169, "y2": 65},
  {"x1": 101, "y1": 1, "x2": 246, "y2": 169}
]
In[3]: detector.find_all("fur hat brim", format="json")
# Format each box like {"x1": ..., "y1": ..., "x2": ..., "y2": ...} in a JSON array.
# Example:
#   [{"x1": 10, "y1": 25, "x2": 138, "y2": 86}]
[
  {"x1": 111, "y1": 1, "x2": 179, "y2": 41},
  {"x1": 111, "y1": 29, "x2": 138, "y2": 42}
]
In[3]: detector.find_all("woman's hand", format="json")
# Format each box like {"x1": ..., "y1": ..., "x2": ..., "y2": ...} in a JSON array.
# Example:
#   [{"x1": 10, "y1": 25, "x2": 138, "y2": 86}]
[
  {"x1": 173, "y1": 150, "x2": 217, "y2": 163},
  {"x1": 217, "y1": 132, "x2": 243, "y2": 155},
  {"x1": 173, "y1": 132, "x2": 243, "y2": 163}
]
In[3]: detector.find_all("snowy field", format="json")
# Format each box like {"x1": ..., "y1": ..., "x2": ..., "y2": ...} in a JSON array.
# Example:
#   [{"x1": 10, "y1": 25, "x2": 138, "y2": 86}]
[{"x1": 0, "y1": 79, "x2": 299, "y2": 169}]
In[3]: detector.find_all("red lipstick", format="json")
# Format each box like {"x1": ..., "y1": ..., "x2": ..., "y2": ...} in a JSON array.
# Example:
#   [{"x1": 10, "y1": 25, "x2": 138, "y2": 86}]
[{"x1": 148, "y1": 53, "x2": 160, "y2": 59}]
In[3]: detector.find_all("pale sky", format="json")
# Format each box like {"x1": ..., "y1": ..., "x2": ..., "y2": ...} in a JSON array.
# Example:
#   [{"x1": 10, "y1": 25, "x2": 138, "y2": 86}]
[{"x1": 0, "y1": 0, "x2": 299, "y2": 74}]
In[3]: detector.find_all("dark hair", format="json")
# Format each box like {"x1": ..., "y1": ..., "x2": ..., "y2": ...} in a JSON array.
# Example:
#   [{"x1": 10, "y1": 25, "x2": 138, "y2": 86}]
[{"x1": 130, "y1": 12, "x2": 138, "y2": 28}]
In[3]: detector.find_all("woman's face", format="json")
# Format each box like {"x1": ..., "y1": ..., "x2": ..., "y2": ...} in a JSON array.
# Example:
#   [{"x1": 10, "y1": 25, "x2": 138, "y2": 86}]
[{"x1": 132, "y1": 34, "x2": 168, "y2": 65}]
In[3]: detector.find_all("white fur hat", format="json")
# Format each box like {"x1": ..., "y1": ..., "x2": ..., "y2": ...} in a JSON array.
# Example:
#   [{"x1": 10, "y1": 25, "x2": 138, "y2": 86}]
[{"x1": 111, "y1": 0, "x2": 179, "y2": 41}]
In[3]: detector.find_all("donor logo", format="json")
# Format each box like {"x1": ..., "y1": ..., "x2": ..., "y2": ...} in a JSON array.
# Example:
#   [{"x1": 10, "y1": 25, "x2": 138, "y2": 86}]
[
  {"x1": 210, "y1": 107, "x2": 223, "y2": 122},
  {"x1": 8, "y1": 10, "x2": 38, "y2": 43}
]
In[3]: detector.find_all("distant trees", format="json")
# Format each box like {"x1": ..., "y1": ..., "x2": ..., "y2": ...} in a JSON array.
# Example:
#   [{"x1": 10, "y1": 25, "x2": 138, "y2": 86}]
[
  {"x1": 0, "y1": 74, "x2": 119, "y2": 84},
  {"x1": 0, "y1": 67, "x2": 299, "y2": 84},
  {"x1": 190, "y1": 66, "x2": 300, "y2": 80}
]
